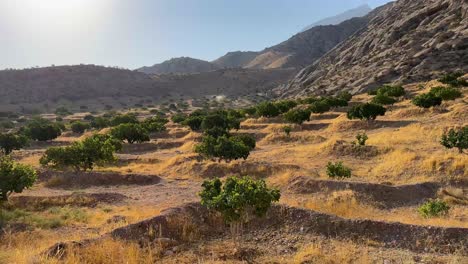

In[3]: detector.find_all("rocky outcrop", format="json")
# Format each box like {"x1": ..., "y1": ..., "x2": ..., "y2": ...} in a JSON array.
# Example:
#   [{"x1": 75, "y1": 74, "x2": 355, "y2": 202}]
[
  {"x1": 282, "y1": 0, "x2": 468, "y2": 97},
  {"x1": 138, "y1": 57, "x2": 220, "y2": 75}
]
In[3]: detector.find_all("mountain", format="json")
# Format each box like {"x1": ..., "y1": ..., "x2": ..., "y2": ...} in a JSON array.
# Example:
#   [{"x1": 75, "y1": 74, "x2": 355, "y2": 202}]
[
  {"x1": 0, "y1": 65, "x2": 296, "y2": 111},
  {"x1": 283, "y1": 0, "x2": 468, "y2": 97},
  {"x1": 138, "y1": 57, "x2": 220, "y2": 75},
  {"x1": 301, "y1": 4, "x2": 372, "y2": 32},
  {"x1": 212, "y1": 51, "x2": 259, "y2": 68},
  {"x1": 246, "y1": 17, "x2": 369, "y2": 69}
]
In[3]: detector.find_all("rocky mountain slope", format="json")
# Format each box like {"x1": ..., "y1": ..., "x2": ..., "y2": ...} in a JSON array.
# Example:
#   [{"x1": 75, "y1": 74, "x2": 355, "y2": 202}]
[
  {"x1": 211, "y1": 51, "x2": 259, "y2": 68},
  {"x1": 283, "y1": 0, "x2": 468, "y2": 97},
  {"x1": 138, "y1": 57, "x2": 220, "y2": 75},
  {"x1": 301, "y1": 4, "x2": 372, "y2": 32},
  {"x1": 246, "y1": 17, "x2": 369, "y2": 69}
]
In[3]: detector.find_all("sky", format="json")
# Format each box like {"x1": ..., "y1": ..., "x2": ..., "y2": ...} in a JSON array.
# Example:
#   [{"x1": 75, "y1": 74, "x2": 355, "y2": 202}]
[{"x1": 0, "y1": 0, "x2": 392, "y2": 70}]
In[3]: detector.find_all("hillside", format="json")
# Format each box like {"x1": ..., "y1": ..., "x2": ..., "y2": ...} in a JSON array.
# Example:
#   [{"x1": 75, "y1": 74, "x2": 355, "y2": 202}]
[
  {"x1": 246, "y1": 17, "x2": 369, "y2": 69},
  {"x1": 211, "y1": 51, "x2": 259, "y2": 68},
  {"x1": 283, "y1": 0, "x2": 468, "y2": 97},
  {"x1": 301, "y1": 4, "x2": 372, "y2": 32},
  {"x1": 138, "y1": 57, "x2": 221, "y2": 75},
  {"x1": 0, "y1": 65, "x2": 296, "y2": 111}
]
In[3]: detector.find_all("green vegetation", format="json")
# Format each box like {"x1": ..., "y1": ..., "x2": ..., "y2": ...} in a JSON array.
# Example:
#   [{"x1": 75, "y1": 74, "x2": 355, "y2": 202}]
[
  {"x1": 55, "y1": 106, "x2": 72, "y2": 116},
  {"x1": 412, "y1": 93, "x2": 442, "y2": 108},
  {"x1": 21, "y1": 118, "x2": 62, "y2": 141},
  {"x1": 0, "y1": 156, "x2": 37, "y2": 201},
  {"x1": 283, "y1": 108, "x2": 311, "y2": 125},
  {"x1": 195, "y1": 135, "x2": 255, "y2": 163},
  {"x1": 371, "y1": 94, "x2": 397, "y2": 105},
  {"x1": 308, "y1": 100, "x2": 331, "y2": 114},
  {"x1": 326, "y1": 161, "x2": 351, "y2": 178},
  {"x1": 171, "y1": 113, "x2": 187, "y2": 124},
  {"x1": 71, "y1": 121, "x2": 91, "y2": 134},
  {"x1": 368, "y1": 85, "x2": 405, "y2": 97},
  {"x1": 274, "y1": 100, "x2": 298, "y2": 114},
  {"x1": 142, "y1": 116, "x2": 168, "y2": 133},
  {"x1": 438, "y1": 72, "x2": 468, "y2": 87},
  {"x1": 256, "y1": 102, "x2": 280, "y2": 118},
  {"x1": 0, "y1": 133, "x2": 29, "y2": 155},
  {"x1": 347, "y1": 103, "x2": 386, "y2": 121},
  {"x1": 199, "y1": 176, "x2": 280, "y2": 242},
  {"x1": 429, "y1": 86, "x2": 462, "y2": 101},
  {"x1": 110, "y1": 114, "x2": 138, "y2": 126},
  {"x1": 90, "y1": 117, "x2": 110, "y2": 129},
  {"x1": 418, "y1": 199, "x2": 450, "y2": 218},
  {"x1": 283, "y1": 125, "x2": 292, "y2": 137},
  {"x1": 355, "y1": 132, "x2": 368, "y2": 146},
  {"x1": 440, "y1": 126, "x2": 467, "y2": 153},
  {"x1": 110, "y1": 123, "x2": 150, "y2": 144},
  {"x1": 40, "y1": 134, "x2": 121, "y2": 171}
]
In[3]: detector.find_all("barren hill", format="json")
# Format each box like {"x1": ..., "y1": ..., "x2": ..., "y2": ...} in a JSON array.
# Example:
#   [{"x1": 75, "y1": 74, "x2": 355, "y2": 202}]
[
  {"x1": 138, "y1": 57, "x2": 220, "y2": 75},
  {"x1": 212, "y1": 51, "x2": 259, "y2": 68},
  {"x1": 283, "y1": 0, "x2": 468, "y2": 97}
]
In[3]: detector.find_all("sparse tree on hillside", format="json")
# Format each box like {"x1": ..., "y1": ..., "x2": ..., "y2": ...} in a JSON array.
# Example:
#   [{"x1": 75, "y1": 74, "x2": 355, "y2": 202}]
[
  {"x1": 0, "y1": 156, "x2": 37, "y2": 201},
  {"x1": 256, "y1": 102, "x2": 280, "y2": 118},
  {"x1": 195, "y1": 135, "x2": 255, "y2": 163},
  {"x1": 110, "y1": 114, "x2": 139, "y2": 126},
  {"x1": 440, "y1": 127, "x2": 467, "y2": 153},
  {"x1": 346, "y1": 103, "x2": 386, "y2": 121},
  {"x1": 22, "y1": 118, "x2": 62, "y2": 141},
  {"x1": 199, "y1": 176, "x2": 280, "y2": 243},
  {"x1": 283, "y1": 108, "x2": 311, "y2": 125},
  {"x1": 429, "y1": 86, "x2": 462, "y2": 101},
  {"x1": 0, "y1": 133, "x2": 29, "y2": 155},
  {"x1": 412, "y1": 93, "x2": 442, "y2": 108},
  {"x1": 308, "y1": 100, "x2": 331, "y2": 114},
  {"x1": 90, "y1": 117, "x2": 110, "y2": 129},
  {"x1": 438, "y1": 72, "x2": 468, "y2": 87},
  {"x1": 371, "y1": 94, "x2": 397, "y2": 105},
  {"x1": 283, "y1": 125, "x2": 292, "y2": 137},
  {"x1": 110, "y1": 123, "x2": 150, "y2": 144},
  {"x1": 71, "y1": 121, "x2": 91, "y2": 134}
]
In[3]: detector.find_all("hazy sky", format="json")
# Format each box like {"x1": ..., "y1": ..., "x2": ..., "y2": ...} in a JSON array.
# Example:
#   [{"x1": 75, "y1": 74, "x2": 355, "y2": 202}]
[{"x1": 0, "y1": 0, "x2": 392, "y2": 70}]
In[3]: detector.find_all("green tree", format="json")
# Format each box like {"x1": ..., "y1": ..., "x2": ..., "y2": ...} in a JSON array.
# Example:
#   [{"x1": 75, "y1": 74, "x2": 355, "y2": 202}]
[
  {"x1": 0, "y1": 156, "x2": 37, "y2": 201},
  {"x1": 440, "y1": 126, "x2": 467, "y2": 153},
  {"x1": 429, "y1": 86, "x2": 462, "y2": 101},
  {"x1": 199, "y1": 176, "x2": 280, "y2": 242},
  {"x1": 337, "y1": 91, "x2": 353, "y2": 102},
  {"x1": 90, "y1": 117, "x2": 110, "y2": 129},
  {"x1": 22, "y1": 118, "x2": 62, "y2": 141},
  {"x1": 183, "y1": 116, "x2": 204, "y2": 131},
  {"x1": 321, "y1": 97, "x2": 348, "y2": 107},
  {"x1": 171, "y1": 113, "x2": 187, "y2": 124},
  {"x1": 142, "y1": 116, "x2": 168, "y2": 133},
  {"x1": 0, "y1": 133, "x2": 29, "y2": 155},
  {"x1": 231, "y1": 134, "x2": 256, "y2": 150},
  {"x1": 326, "y1": 161, "x2": 351, "y2": 178},
  {"x1": 110, "y1": 114, "x2": 139, "y2": 126},
  {"x1": 256, "y1": 102, "x2": 280, "y2": 118},
  {"x1": 110, "y1": 123, "x2": 150, "y2": 144},
  {"x1": 412, "y1": 93, "x2": 442, "y2": 108},
  {"x1": 71, "y1": 121, "x2": 91, "y2": 134},
  {"x1": 347, "y1": 103, "x2": 386, "y2": 121},
  {"x1": 308, "y1": 100, "x2": 331, "y2": 114},
  {"x1": 418, "y1": 199, "x2": 450, "y2": 218},
  {"x1": 55, "y1": 106, "x2": 72, "y2": 116},
  {"x1": 274, "y1": 100, "x2": 298, "y2": 114},
  {"x1": 283, "y1": 125, "x2": 292, "y2": 137},
  {"x1": 283, "y1": 108, "x2": 311, "y2": 125},
  {"x1": 371, "y1": 94, "x2": 397, "y2": 105},
  {"x1": 40, "y1": 134, "x2": 121, "y2": 172},
  {"x1": 195, "y1": 135, "x2": 255, "y2": 163}
]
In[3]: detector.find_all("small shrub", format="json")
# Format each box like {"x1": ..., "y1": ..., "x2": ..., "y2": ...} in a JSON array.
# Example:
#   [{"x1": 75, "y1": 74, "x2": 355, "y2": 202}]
[
  {"x1": 283, "y1": 108, "x2": 311, "y2": 125},
  {"x1": 308, "y1": 100, "x2": 331, "y2": 114},
  {"x1": 440, "y1": 126, "x2": 467, "y2": 153},
  {"x1": 256, "y1": 102, "x2": 280, "y2": 118},
  {"x1": 171, "y1": 113, "x2": 187, "y2": 124},
  {"x1": 326, "y1": 161, "x2": 351, "y2": 178},
  {"x1": 347, "y1": 103, "x2": 386, "y2": 121},
  {"x1": 371, "y1": 94, "x2": 397, "y2": 105},
  {"x1": 337, "y1": 91, "x2": 353, "y2": 102},
  {"x1": 429, "y1": 86, "x2": 462, "y2": 101},
  {"x1": 418, "y1": 199, "x2": 450, "y2": 218},
  {"x1": 438, "y1": 72, "x2": 468, "y2": 87},
  {"x1": 355, "y1": 132, "x2": 368, "y2": 146},
  {"x1": 274, "y1": 100, "x2": 298, "y2": 114},
  {"x1": 71, "y1": 121, "x2": 91, "y2": 134},
  {"x1": 0, "y1": 156, "x2": 37, "y2": 201},
  {"x1": 412, "y1": 93, "x2": 442, "y2": 108},
  {"x1": 283, "y1": 125, "x2": 292, "y2": 137}
]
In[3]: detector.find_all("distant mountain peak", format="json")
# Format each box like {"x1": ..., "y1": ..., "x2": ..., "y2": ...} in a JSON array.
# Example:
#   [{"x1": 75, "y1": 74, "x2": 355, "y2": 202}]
[
  {"x1": 138, "y1": 57, "x2": 220, "y2": 75},
  {"x1": 301, "y1": 4, "x2": 372, "y2": 32}
]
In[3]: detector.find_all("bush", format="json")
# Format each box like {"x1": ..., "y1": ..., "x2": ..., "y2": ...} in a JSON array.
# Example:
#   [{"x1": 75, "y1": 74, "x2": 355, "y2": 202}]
[
  {"x1": 110, "y1": 114, "x2": 138, "y2": 126},
  {"x1": 171, "y1": 113, "x2": 187, "y2": 124},
  {"x1": 355, "y1": 132, "x2": 368, "y2": 146},
  {"x1": 369, "y1": 85, "x2": 405, "y2": 97},
  {"x1": 412, "y1": 93, "x2": 442, "y2": 108},
  {"x1": 0, "y1": 133, "x2": 29, "y2": 155},
  {"x1": 195, "y1": 135, "x2": 255, "y2": 163},
  {"x1": 326, "y1": 161, "x2": 351, "y2": 178},
  {"x1": 337, "y1": 91, "x2": 353, "y2": 102},
  {"x1": 429, "y1": 86, "x2": 462, "y2": 101},
  {"x1": 283, "y1": 125, "x2": 292, "y2": 137},
  {"x1": 201, "y1": 110, "x2": 240, "y2": 137},
  {"x1": 40, "y1": 134, "x2": 121, "y2": 172},
  {"x1": 347, "y1": 103, "x2": 386, "y2": 121},
  {"x1": 142, "y1": 116, "x2": 168, "y2": 133},
  {"x1": 231, "y1": 134, "x2": 256, "y2": 150},
  {"x1": 199, "y1": 176, "x2": 280, "y2": 241},
  {"x1": 322, "y1": 97, "x2": 348, "y2": 107},
  {"x1": 183, "y1": 116, "x2": 204, "y2": 131},
  {"x1": 283, "y1": 108, "x2": 311, "y2": 125},
  {"x1": 55, "y1": 107, "x2": 72, "y2": 116},
  {"x1": 418, "y1": 199, "x2": 450, "y2": 218},
  {"x1": 71, "y1": 121, "x2": 91, "y2": 134},
  {"x1": 22, "y1": 118, "x2": 62, "y2": 141},
  {"x1": 308, "y1": 100, "x2": 331, "y2": 114},
  {"x1": 256, "y1": 102, "x2": 280, "y2": 117},
  {"x1": 0, "y1": 156, "x2": 37, "y2": 201},
  {"x1": 90, "y1": 117, "x2": 110, "y2": 129},
  {"x1": 274, "y1": 100, "x2": 298, "y2": 114},
  {"x1": 440, "y1": 126, "x2": 467, "y2": 153},
  {"x1": 371, "y1": 94, "x2": 397, "y2": 105},
  {"x1": 438, "y1": 72, "x2": 468, "y2": 87},
  {"x1": 110, "y1": 124, "x2": 150, "y2": 144}
]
